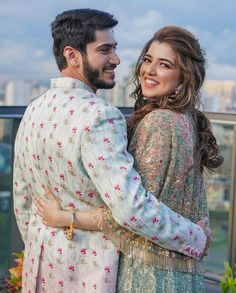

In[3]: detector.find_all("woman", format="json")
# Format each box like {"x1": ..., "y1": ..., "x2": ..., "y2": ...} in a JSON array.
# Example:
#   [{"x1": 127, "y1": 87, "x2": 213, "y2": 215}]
[{"x1": 36, "y1": 26, "x2": 223, "y2": 292}]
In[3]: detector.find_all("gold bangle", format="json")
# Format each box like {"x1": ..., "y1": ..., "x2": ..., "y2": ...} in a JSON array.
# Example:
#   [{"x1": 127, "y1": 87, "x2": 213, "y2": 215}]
[{"x1": 63, "y1": 209, "x2": 76, "y2": 240}]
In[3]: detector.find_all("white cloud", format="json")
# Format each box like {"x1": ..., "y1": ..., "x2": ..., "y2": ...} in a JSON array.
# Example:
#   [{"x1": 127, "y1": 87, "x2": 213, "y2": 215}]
[
  {"x1": 116, "y1": 9, "x2": 167, "y2": 48},
  {"x1": 207, "y1": 62, "x2": 236, "y2": 82},
  {"x1": 32, "y1": 50, "x2": 46, "y2": 58},
  {"x1": 0, "y1": 1, "x2": 236, "y2": 83}
]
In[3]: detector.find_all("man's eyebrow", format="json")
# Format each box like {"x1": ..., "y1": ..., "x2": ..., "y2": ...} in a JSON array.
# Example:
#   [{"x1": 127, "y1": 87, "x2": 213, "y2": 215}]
[{"x1": 96, "y1": 42, "x2": 118, "y2": 49}]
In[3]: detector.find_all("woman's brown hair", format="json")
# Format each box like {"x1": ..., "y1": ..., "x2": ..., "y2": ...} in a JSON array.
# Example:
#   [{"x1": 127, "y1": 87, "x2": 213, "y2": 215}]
[{"x1": 128, "y1": 26, "x2": 223, "y2": 172}]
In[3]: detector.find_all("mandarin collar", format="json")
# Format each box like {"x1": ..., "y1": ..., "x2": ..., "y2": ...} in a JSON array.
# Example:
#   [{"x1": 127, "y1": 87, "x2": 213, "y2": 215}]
[{"x1": 50, "y1": 77, "x2": 95, "y2": 94}]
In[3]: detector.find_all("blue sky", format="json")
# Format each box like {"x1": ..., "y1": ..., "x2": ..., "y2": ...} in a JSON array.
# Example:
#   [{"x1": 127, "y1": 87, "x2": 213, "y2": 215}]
[{"x1": 0, "y1": 0, "x2": 236, "y2": 83}]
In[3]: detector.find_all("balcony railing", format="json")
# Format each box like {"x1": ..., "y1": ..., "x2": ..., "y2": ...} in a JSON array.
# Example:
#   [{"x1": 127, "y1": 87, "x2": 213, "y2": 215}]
[{"x1": 0, "y1": 106, "x2": 236, "y2": 291}]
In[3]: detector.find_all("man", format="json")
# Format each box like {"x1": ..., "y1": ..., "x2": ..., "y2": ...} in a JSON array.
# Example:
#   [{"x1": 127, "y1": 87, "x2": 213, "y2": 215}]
[{"x1": 13, "y1": 9, "x2": 208, "y2": 292}]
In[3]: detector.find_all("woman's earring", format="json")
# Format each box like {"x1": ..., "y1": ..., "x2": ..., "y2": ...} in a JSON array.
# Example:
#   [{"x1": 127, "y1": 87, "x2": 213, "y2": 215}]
[
  {"x1": 168, "y1": 84, "x2": 183, "y2": 101},
  {"x1": 175, "y1": 84, "x2": 182, "y2": 95}
]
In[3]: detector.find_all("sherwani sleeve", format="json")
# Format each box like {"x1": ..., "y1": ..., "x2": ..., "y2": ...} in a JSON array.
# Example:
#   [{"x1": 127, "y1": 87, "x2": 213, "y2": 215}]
[
  {"x1": 13, "y1": 154, "x2": 32, "y2": 244},
  {"x1": 81, "y1": 104, "x2": 206, "y2": 259}
]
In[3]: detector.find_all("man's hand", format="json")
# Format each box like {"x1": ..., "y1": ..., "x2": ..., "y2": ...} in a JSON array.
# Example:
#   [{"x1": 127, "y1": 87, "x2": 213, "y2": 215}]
[{"x1": 196, "y1": 217, "x2": 212, "y2": 257}]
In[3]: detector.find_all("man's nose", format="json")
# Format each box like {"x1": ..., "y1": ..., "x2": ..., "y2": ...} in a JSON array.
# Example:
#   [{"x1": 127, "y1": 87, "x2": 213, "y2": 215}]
[{"x1": 110, "y1": 51, "x2": 120, "y2": 65}]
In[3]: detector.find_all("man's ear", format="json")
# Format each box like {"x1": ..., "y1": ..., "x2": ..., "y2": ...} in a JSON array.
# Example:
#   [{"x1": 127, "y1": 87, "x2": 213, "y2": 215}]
[{"x1": 63, "y1": 46, "x2": 82, "y2": 67}]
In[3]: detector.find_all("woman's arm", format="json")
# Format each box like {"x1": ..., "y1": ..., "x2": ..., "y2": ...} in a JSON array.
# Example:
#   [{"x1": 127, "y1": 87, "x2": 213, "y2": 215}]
[{"x1": 35, "y1": 187, "x2": 101, "y2": 231}]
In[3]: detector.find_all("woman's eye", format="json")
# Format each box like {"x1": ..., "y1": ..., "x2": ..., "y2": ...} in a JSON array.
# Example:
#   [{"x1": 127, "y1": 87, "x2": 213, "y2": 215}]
[
  {"x1": 143, "y1": 57, "x2": 151, "y2": 63},
  {"x1": 160, "y1": 63, "x2": 171, "y2": 68}
]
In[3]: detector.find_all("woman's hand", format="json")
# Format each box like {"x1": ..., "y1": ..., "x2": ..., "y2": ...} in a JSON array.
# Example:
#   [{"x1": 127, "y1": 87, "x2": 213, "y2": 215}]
[{"x1": 35, "y1": 186, "x2": 69, "y2": 228}]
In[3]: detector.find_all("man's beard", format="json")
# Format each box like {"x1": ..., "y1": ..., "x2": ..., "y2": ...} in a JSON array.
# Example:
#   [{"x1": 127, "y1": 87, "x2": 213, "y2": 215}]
[{"x1": 82, "y1": 56, "x2": 116, "y2": 89}]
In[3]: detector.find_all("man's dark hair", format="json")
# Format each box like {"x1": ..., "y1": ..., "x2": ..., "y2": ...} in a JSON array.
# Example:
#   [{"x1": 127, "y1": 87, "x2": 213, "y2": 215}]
[{"x1": 51, "y1": 8, "x2": 118, "y2": 71}]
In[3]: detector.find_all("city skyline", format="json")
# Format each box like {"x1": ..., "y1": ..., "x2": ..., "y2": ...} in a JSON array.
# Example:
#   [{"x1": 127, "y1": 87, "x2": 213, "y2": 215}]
[{"x1": 0, "y1": 0, "x2": 236, "y2": 83}]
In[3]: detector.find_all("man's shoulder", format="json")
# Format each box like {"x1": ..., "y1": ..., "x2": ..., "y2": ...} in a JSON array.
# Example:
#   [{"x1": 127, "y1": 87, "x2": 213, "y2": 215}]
[{"x1": 76, "y1": 91, "x2": 124, "y2": 119}]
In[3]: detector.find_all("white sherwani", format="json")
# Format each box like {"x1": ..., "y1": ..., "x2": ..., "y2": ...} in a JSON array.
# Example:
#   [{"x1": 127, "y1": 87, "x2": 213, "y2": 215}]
[{"x1": 13, "y1": 77, "x2": 206, "y2": 293}]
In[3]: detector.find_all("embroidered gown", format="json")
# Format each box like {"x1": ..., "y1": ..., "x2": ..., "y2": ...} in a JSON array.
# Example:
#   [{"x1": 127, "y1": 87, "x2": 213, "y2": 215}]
[{"x1": 101, "y1": 109, "x2": 208, "y2": 293}]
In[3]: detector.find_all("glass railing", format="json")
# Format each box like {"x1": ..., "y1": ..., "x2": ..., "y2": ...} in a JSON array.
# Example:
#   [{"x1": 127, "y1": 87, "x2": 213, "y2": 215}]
[{"x1": 0, "y1": 106, "x2": 235, "y2": 286}]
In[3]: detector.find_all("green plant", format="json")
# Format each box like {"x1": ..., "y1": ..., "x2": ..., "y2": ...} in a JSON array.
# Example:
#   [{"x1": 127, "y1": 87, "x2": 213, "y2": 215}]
[{"x1": 220, "y1": 261, "x2": 236, "y2": 293}]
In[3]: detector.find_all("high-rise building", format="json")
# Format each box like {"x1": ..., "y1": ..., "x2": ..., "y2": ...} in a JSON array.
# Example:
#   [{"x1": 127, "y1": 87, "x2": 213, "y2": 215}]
[
  {"x1": 202, "y1": 80, "x2": 236, "y2": 112},
  {"x1": 5, "y1": 80, "x2": 32, "y2": 105}
]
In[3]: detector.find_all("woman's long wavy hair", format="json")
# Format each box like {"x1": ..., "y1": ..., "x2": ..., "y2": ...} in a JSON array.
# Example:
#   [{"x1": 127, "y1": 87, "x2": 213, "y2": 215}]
[{"x1": 128, "y1": 26, "x2": 223, "y2": 172}]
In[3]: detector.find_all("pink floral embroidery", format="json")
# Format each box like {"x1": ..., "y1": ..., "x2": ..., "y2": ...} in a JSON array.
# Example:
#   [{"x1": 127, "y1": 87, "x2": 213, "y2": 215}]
[
  {"x1": 103, "y1": 137, "x2": 110, "y2": 143},
  {"x1": 88, "y1": 192, "x2": 94, "y2": 199},
  {"x1": 184, "y1": 245, "x2": 190, "y2": 252},
  {"x1": 60, "y1": 174, "x2": 65, "y2": 181},
  {"x1": 57, "y1": 141, "x2": 62, "y2": 148},
  {"x1": 84, "y1": 126, "x2": 90, "y2": 132},
  {"x1": 120, "y1": 165, "x2": 127, "y2": 170},
  {"x1": 69, "y1": 109, "x2": 74, "y2": 115},
  {"x1": 58, "y1": 248, "x2": 62, "y2": 254},
  {"x1": 92, "y1": 250, "x2": 97, "y2": 256},
  {"x1": 69, "y1": 202, "x2": 75, "y2": 208},
  {"x1": 102, "y1": 235, "x2": 109, "y2": 241},
  {"x1": 130, "y1": 216, "x2": 137, "y2": 222},
  {"x1": 69, "y1": 265, "x2": 75, "y2": 272},
  {"x1": 51, "y1": 231, "x2": 56, "y2": 237},
  {"x1": 114, "y1": 184, "x2": 121, "y2": 191},
  {"x1": 72, "y1": 127, "x2": 77, "y2": 134},
  {"x1": 76, "y1": 190, "x2": 82, "y2": 197},
  {"x1": 152, "y1": 217, "x2": 159, "y2": 224},
  {"x1": 98, "y1": 155, "x2": 105, "y2": 161},
  {"x1": 24, "y1": 195, "x2": 29, "y2": 201},
  {"x1": 104, "y1": 267, "x2": 110, "y2": 274},
  {"x1": 80, "y1": 248, "x2": 87, "y2": 255}
]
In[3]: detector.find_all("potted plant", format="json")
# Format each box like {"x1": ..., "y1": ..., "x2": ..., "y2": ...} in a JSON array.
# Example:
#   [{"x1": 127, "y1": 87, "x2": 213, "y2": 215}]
[{"x1": 220, "y1": 261, "x2": 236, "y2": 293}]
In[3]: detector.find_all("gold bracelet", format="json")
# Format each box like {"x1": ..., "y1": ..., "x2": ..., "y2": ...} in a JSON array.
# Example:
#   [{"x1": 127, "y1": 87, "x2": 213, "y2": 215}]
[{"x1": 63, "y1": 209, "x2": 76, "y2": 240}]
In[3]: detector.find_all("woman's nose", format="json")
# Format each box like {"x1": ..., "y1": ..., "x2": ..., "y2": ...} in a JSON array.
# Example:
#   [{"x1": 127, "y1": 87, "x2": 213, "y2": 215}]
[{"x1": 146, "y1": 63, "x2": 157, "y2": 75}]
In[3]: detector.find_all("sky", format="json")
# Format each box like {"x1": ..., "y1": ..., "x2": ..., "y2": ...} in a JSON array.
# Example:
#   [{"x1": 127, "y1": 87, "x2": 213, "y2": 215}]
[{"x1": 0, "y1": 0, "x2": 236, "y2": 83}]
